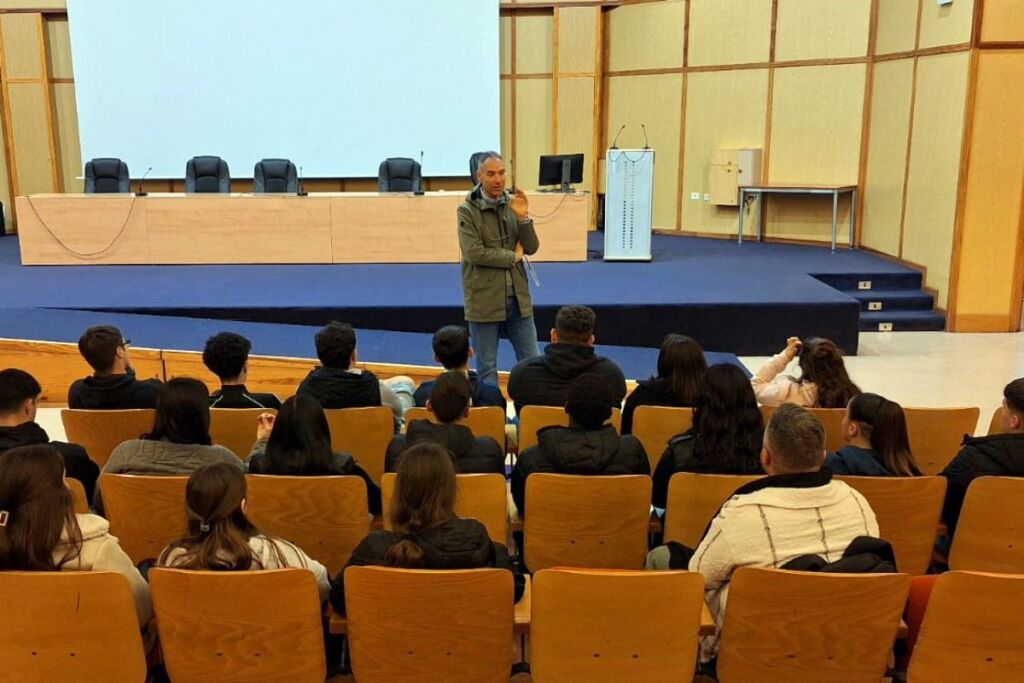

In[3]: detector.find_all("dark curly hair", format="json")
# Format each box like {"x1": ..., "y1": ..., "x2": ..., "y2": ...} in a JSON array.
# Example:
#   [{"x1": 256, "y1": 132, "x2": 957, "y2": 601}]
[
  {"x1": 798, "y1": 337, "x2": 861, "y2": 408},
  {"x1": 202, "y1": 332, "x2": 252, "y2": 381},
  {"x1": 691, "y1": 364, "x2": 764, "y2": 474}
]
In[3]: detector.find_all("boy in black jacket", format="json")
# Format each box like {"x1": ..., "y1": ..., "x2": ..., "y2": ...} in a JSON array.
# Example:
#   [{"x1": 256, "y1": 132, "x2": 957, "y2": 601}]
[
  {"x1": 67, "y1": 325, "x2": 162, "y2": 409},
  {"x1": 203, "y1": 332, "x2": 282, "y2": 409},
  {"x1": 413, "y1": 325, "x2": 506, "y2": 412}
]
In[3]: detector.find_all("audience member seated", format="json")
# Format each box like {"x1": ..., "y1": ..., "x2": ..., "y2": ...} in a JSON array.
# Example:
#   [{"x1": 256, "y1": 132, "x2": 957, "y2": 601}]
[
  {"x1": 511, "y1": 375, "x2": 649, "y2": 517},
  {"x1": 246, "y1": 394, "x2": 381, "y2": 514},
  {"x1": 940, "y1": 378, "x2": 1024, "y2": 537},
  {"x1": 507, "y1": 305, "x2": 626, "y2": 415},
  {"x1": 413, "y1": 325, "x2": 506, "y2": 411},
  {"x1": 827, "y1": 393, "x2": 921, "y2": 477},
  {"x1": 203, "y1": 332, "x2": 282, "y2": 409},
  {"x1": 157, "y1": 463, "x2": 329, "y2": 601},
  {"x1": 752, "y1": 336, "x2": 860, "y2": 408},
  {"x1": 385, "y1": 371, "x2": 504, "y2": 475},
  {"x1": 330, "y1": 443, "x2": 524, "y2": 615},
  {"x1": 68, "y1": 325, "x2": 162, "y2": 409},
  {"x1": 622, "y1": 333, "x2": 707, "y2": 434},
  {"x1": 0, "y1": 369, "x2": 99, "y2": 500},
  {"x1": 297, "y1": 321, "x2": 414, "y2": 423},
  {"x1": 651, "y1": 364, "x2": 764, "y2": 509},
  {"x1": 0, "y1": 445, "x2": 151, "y2": 625}
]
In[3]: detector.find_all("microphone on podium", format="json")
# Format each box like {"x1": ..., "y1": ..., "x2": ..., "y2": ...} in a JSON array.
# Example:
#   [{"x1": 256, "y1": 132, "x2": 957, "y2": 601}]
[
  {"x1": 135, "y1": 167, "x2": 152, "y2": 197},
  {"x1": 414, "y1": 150, "x2": 425, "y2": 196},
  {"x1": 610, "y1": 124, "x2": 627, "y2": 150},
  {"x1": 297, "y1": 165, "x2": 308, "y2": 196}
]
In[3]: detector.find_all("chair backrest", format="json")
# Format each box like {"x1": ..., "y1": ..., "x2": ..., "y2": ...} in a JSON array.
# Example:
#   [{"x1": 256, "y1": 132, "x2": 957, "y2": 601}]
[
  {"x1": 662, "y1": 472, "x2": 763, "y2": 547},
  {"x1": 717, "y1": 567, "x2": 911, "y2": 683},
  {"x1": 84, "y1": 157, "x2": 130, "y2": 193},
  {"x1": 531, "y1": 568, "x2": 705, "y2": 682},
  {"x1": 344, "y1": 566, "x2": 512, "y2": 683},
  {"x1": 381, "y1": 472, "x2": 508, "y2": 543},
  {"x1": 150, "y1": 568, "x2": 325, "y2": 683},
  {"x1": 632, "y1": 405, "x2": 694, "y2": 473},
  {"x1": 989, "y1": 406, "x2": 1004, "y2": 435},
  {"x1": 759, "y1": 405, "x2": 846, "y2": 452},
  {"x1": 908, "y1": 571, "x2": 1024, "y2": 682},
  {"x1": 469, "y1": 151, "x2": 492, "y2": 182},
  {"x1": 403, "y1": 405, "x2": 507, "y2": 447},
  {"x1": 949, "y1": 476, "x2": 1024, "y2": 572},
  {"x1": 377, "y1": 157, "x2": 422, "y2": 193},
  {"x1": 524, "y1": 474, "x2": 651, "y2": 572},
  {"x1": 0, "y1": 571, "x2": 147, "y2": 682},
  {"x1": 323, "y1": 406, "x2": 394, "y2": 484},
  {"x1": 253, "y1": 158, "x2": 297, "y2": 193},
  {"x1": 244, "y1": 474, "x2": 370, "y2": 574},
  {"x1": 61, "y1": 409, "x2": 156, "y2": 469},
  {"x1": 209, "y1": 408, "x2": 269, "y2": 461},
  {"x1": 519, "y1": 405, "x2": 622, "y2": 452},
  {"x1": 837, "y1": 475, "x2": 946, "y2": 576},
  {"x1": 186, "y1": 155, "x2": 231, "y2": 193},
  {"x1": 904, "y1": 407, "x2": 980, "y2": 475},
  {"x1": 100, "y1": 473, "x2": 188, "y2": 564},
  {"x1": 67, "y1": 477, "x2": 89, "y2": 514}
]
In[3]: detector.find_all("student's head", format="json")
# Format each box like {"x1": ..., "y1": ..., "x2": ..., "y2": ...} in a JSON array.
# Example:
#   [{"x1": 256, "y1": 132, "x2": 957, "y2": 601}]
[
  {"x1": 0, "y1": 369, "x2": 41, "y2": 424},
  {"x1": 797, "y1": 337, "x2": 861, "y2": 408},
  {"x1": 655, "y1": 334, "x2": 708, "y2": 406},
  {"x1": 427, "y1": 371, "x2": 472, "y2": 424},
  {"x1": 844, "y1": 393, "x2": 920, "y2": 476},
  {"x1": 475, "y1": 152, "x2": 506, "y2": 198},
  {"x1": 78, "y1": 325, "x2": 132, "y2": 374},
  {"x1": 432, "y1": 325, "x2": 473, "y2": 370},
  {"x1": 565, "y1": 374, "x2": 614, "y2": 430},
  {"x1": 1001, "y1": 379, "x2": 1024, "y2": 433},
  {"x1": 263, "y1": 395, "x2": 338, "y2": 475},
  {"x1": 202, "y1": 332, "x2": 252, "y2": 384},
  {"x1": 146, "y1": 378, "x2": 212, "y2": 445},
  {"x1": 692, "y1": 364, "x2": 765, "y2": 472},
  {"x1": 315, "y1": 321, "x2": 357, "y2": 370},
  {"x1": 762, "y1": 404, "x2": 826, "y2": 475},
  {"x1": 0, "y1": 445, "x2": 81, "y2": 570},
  {"x1": 386, "y1": 443, "x2": 458, "y2": 568},
  {"x1": 551, "y1": 305, "x2": 596, "y2": 346}
]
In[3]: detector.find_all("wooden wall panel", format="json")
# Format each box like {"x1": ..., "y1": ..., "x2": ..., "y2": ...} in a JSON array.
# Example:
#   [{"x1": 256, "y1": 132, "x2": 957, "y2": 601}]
[
  {"x1": 679, "y1": 68, "x2": 769, "y2": 236},
  {"x1": 44, "y1": 15, "x2": 72, "y2": 79},
  {"x1": 981, "y1": 0, "x2": 1024, "y2": 42},
  {"x1": 514, "y1": 78, "x2": 553, "y2": 188},
  {"x1": 500, "y1": 79, "x2": 512, "y2": 160},
  {"x1": 901, "y1": 51, "x2": 969, "y2": 308},
  {"x1": 515, "y1": 13, "x2": 553, "y2": 74},
  {"x1": 555, "y1": 77, "x2": 595, "y2": 192},
  {"x1": 0, "y1": 0, "x2": 65, "y2": 8},
  {"x1": 875, "y1": 0, "x2": 920, "y2": 55},
  {"x1": 556, "y1": 6, "x2": 597, "y2": 73},
  {"x1": 688, "y1": 0, "x2": 772, "y2": 67},
  {"x1": 8, "y1": 83, "x2": 56, "y2": 194},
  {"x1": 1, "y1": 13, "x2": 42, "y2": 79},
  {"x1": 51, "y1": 82, "x2": 81, "y2": 192},
  {"x1": 606, "y1": 0, "x2": 685, "y2": 72},
  {"x1": 861, "y1": 59, "x2": 914, "y2": 256},
  {"x1": 918, "y1": 0, "x2": 974, "y2": 49},
  {"x1": 775, "y1": 0, "x2": 871, "y2": 61},
  {"x1": 500, "y1": 14, "x2": 512, "y2": 75}
]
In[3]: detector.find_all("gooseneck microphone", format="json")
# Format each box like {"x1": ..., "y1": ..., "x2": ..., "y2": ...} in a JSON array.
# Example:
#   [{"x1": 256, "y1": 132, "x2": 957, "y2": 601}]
[
  {"x1": 297, "y1": 165, "x2": 308, "y2": 196},
  {"x1": 135, "y1": 167, "x2": 152, "y2": 197},
  {"x1": 610, "y1": 124, "x2": 627, "y2": 150},
  {"x1": 414, "y1": 150, "x2": 425, "y2": 196},
  {"x1": 641, "y1": 123, "x2": 650, "y2": 150}
]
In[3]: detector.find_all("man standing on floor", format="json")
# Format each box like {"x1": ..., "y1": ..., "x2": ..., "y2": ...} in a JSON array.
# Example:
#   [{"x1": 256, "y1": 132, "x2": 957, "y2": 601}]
[{"x1": 458, "y1": 152, "x2": 540, "y2": 386}]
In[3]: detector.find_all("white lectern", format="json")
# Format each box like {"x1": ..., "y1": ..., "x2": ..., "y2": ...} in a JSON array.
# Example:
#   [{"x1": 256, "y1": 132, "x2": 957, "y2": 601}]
[{"x1": 604, "y1": 148, "x2": 654, "y2": 261}]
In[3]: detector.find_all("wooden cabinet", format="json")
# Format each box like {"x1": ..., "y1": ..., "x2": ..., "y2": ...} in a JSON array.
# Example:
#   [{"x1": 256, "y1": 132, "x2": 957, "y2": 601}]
[{"x1": 709, "y1": 149, "x2": 762, "y2": 206}]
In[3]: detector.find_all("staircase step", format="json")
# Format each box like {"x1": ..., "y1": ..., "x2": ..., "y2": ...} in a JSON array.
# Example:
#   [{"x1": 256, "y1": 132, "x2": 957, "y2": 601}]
[
  {"x1": 847, "y1": 290, "x2": 935, "y2": 312},
  {"x1": 814, "y1": 272, "x2": 923, "y2": 292},
  {"x1": 859, "y1": 310, "x2": 946, "y2": 332}
]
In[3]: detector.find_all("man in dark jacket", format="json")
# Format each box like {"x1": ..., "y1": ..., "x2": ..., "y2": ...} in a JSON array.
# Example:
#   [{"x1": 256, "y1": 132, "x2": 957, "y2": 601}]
[
  {"x1": 507, "y1": 304, "x2": 626, "y2": 415},
  {"x1": 413, "y1": 325, "x2": 506, "y2": 412},
  {"x1": 386, "y1": 371, "x2": 504, "y2": 474},
  {"x1": 203, "y1": 331, "x2": 282, "y2": 409},
  {"x1": 68, "y1": 325, "x2": 162, "y2": 409},
  {"x1": 941, "y1": 378, "x2": 1024, "y2": 536},
  {"x1": 0, "y1": 369, "x2": 99, "y2": 500},
  {"x1": 512, "y1": 374, "x2": 648, "y2": 516}
]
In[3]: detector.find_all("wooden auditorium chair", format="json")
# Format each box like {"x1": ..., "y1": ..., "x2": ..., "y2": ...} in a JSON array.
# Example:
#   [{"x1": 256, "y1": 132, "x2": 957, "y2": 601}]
[
  {"x1": 404, "y1": 405, "x2": 507, "y2": 447},
  {"x1": 61, "y1": 409, "x2": 155, "y2": 469},
  {"x1": 67, "y1": 477, "x2": 89, "y2": 514},
  {"x1": 631, "y1": 405, "x2": 694, "y2": 473},
  {"x1": 903, "y1": 406, "x2": 980, "y2": 475},
  {"x1": 948, "y1": 476, "x2": 1024, "y2": 573},
  {"x1": 758, "y1": 405, "x2": 846, "y2": 452},
  {"x1": 662, "y1": 472, "x2": 763, "y2": 548},
  {"x1": 209, "y1": 408, "x2": 274, "y2": 460},
  {"x1": 518, "y1": 405, "x2": 623, "y2": 452},
  {"x1": 100, "y1": 473, "x2": 188, "y2": 564},
  {"x1": 989, "y1": 407, "x2": 1004, "y2": 435},
  {"x1": 381, "y1": 472, "x2": 509, "y2": 544},
  {"x1": 323, "y1": 406, "x2": 394, "y2": 485}
]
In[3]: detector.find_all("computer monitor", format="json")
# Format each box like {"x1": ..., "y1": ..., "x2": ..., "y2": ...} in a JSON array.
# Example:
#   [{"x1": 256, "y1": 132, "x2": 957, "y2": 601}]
[{"x1": 538, "y1": 153, "x2": 584, "y2": 192}]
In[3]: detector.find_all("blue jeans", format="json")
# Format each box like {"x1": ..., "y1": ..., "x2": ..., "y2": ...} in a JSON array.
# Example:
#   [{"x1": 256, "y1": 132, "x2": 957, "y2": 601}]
[{"x1": 469, "y1": 296, "x2": 540, "y2": 386}]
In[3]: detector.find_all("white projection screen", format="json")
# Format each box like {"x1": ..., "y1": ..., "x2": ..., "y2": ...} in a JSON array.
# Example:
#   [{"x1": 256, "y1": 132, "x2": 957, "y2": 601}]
[{"x1": 66, "y1": 0, "x2": 500, "y2": 179}]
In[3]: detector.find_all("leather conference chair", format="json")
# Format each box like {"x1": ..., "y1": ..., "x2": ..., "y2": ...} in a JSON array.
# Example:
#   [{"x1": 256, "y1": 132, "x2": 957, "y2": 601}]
[
  {"x1": 253, "y1": 159, "x2": 297, "y2": 193},
  {"x1": 185, "y1": 156, "x2": 231, "y2": 193},
  {"x1": 469, "y1": 151, "x2": 491, "y2": 183},
  {"x1": 84, "y1": 158, "x2": 130, "y2": 193},
  {"x1": 377, "y1": 157, "x2": 422, "y2": 193}
]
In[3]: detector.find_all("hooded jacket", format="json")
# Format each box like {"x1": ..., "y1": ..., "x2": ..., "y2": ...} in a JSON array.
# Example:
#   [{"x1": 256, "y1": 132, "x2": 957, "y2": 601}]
[
  {"x1": 329, "y1": 518, "x2": 524, "y2": 614},
  {"x1": 0, "y1": 422, "x2": 100, "y2": 501},
  {"x1": 413, "y1": 370, "x2": 507, "y2": 412},
  {"x1": 296, "y1": 366, "x2": 381, "y2": 410},
  {"x1": 384, "y1": 420, "x2": 505, "y2": 475},
  {"x1": 507, "y1": 343, "x2": 627, "y2": 415},
  {"x1": 941, "y1": 432, "x2": 1024, "y2": 535},
  {"x1": 511, "y1": 424, "x2": 650, "y2": 515},
  {"x1": 67, "y1": 370, "x2": 162, "y2": 410}
]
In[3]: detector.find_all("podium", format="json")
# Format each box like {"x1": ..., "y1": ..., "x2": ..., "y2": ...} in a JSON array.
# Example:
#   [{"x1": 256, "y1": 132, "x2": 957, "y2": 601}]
[{"x1": 604, "y1": 148, "x2": 654, "y2": 261}]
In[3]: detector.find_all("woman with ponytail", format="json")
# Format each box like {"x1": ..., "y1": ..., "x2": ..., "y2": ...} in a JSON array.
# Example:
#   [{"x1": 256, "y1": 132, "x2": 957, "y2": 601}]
[
  {"x1": 752, "y1": 336, "x2": 861, "y2": 408},
  {"x1": 330, "y1": 442, "x2": 523, "y2": 615},
  {"x1": 826, "y1": 393, "x2": 921, "y2": 476}
]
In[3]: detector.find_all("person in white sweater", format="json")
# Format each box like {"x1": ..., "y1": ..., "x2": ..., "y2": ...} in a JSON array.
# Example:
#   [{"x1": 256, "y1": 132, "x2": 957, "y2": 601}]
[{"x1": 752, "y1": 336, "x2": 861, "y2": 408}]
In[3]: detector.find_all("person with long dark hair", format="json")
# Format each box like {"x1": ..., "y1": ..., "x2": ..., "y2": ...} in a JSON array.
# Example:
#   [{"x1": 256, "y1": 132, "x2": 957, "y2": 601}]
[
  {"x1": 827, "y1": 393, "x2": 921, "y2": 476},
  {"x1": 651, "y1": 364, "x2": 764, "y2": 508},
  {"x1": 622, "y1": 334, "x2": 708, "y2": 434},
  {"x1": 752, "y1": 336, "x2": 861, "y2": 408}
]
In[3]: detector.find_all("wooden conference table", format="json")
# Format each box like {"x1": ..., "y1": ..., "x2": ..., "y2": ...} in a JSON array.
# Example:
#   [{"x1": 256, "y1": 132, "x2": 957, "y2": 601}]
[{"x1": 15, "y1": 191, "x2": 590, "y2": 265}]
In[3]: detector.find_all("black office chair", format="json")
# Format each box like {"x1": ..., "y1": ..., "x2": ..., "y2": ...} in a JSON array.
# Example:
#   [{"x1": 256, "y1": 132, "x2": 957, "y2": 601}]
[
  {"x1": 377, "y1": 158, "x2": 422, "y2": 193},
  {"x1": 469, "y1": 151, "x2": 492, "y2": 184},
  {"x1": 253, "y1": 159, "x2": 297, "y2": 193},
  {"x1": 185, "y1": 156, "x2": 231, "y2": 193},
  {"x1": 84, "y1": 158, "x2": 130, "y2": 193}
]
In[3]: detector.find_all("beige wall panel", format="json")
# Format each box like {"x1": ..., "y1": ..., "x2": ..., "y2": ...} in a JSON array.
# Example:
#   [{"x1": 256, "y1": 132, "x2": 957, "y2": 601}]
[
  {"x1": 0, "y1": 93, "x2": 10, "y2": 224},
  {"x1": 901, "y1": 51, "x2": 969, "y2": 309},
  {"x1": 52, "y1": 82, "x2": 80, "y2": 192},
  {"x1": 606, "y1": 73, "x2": 682, "y2": 229},
  {"x1": 981, "y1": 0, "x2": 1024, "y2": 42},
  {"x1": 1, "y1": 13, "x2": 43, "y2": 80},
  {"x1": 679, "y1": 68, "x2": 769, "y2": 236},
  {"x1": 45, "y1": 15, "x2": 73, "y2": 79},
  {"x1": 514, "y1": 78, "x2": 553, "y2": 189},
  {"x1": 515, "y1": 13, "x2": 553, "y2": 74},
  {"x1": 556, "y1": 77, "x2": 595, "y2": 193},
  {"x1": 0, "y1": 0, "x2": 64, "y2": 7},
  {"x1": 875, "y1": 0, "x2": 920, "y2": 55},
  {"x1": 556, "y1": 6, "x2": 597, "y2": 74},
  {"x1": 688, "y1": 0, "x2": 771, "y2": 67},
  {"x1": 500, "y1": 79, "x2": 512, "y2": 160},
  {"x1": 500, "y1": 14, "x2": 512, "y2": 75},
  {"x1": 8, "y1": 83, "x2": 55, "y2": 194},
  {"x1": 607, "y1": 0, "x2": 684, "y2": 72},
  {"x1": 918, "y1": 0, "x2": 974, "y2": 48},
  {"x1": 775, "y1": 0, "x2": 871, "y2": 61},
  {"x1": 861, "y1": 59, "x2": 914, "y2": 255}
]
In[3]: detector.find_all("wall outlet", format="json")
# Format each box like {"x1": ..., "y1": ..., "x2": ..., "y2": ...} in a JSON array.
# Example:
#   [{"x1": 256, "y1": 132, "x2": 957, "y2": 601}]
[
  {"x1": 868, "y1": 301, "x2": 882, "y2": 311},
  {"x1": 858, "y1": 280, "x2": 872, "y2": 290},
  {"x1": 878, "y1": 322, "x2": 894, "y2": 332},
  {"x1": 703, "y1": 193, "x2": 710, "y2": 201},
  {"x1": 690, "y1": 192, "x2": 700, "y2": 200}
]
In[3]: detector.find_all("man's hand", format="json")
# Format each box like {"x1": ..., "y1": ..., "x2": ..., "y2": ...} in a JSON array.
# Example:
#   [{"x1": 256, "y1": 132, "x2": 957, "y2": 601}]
[
  {"x1": 514, "y1": 242, "x2": 525, "y2": 263},
  {"x1": 509, "y1": 187, "x2": 529, "y2": 221}
]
